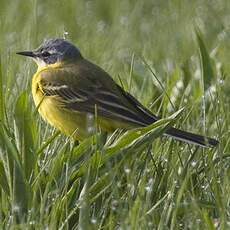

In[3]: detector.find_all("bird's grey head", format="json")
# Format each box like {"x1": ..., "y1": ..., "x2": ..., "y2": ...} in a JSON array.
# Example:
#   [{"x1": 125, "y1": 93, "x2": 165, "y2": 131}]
[{"x1": 17, "y1": 38, "x2": 82, "y2": 67}]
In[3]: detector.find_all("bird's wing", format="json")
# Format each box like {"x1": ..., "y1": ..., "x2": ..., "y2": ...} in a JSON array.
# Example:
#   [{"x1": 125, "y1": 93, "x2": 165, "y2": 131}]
[{"x1": 39, "y1": 62, "x2": 157, "y2": 127}]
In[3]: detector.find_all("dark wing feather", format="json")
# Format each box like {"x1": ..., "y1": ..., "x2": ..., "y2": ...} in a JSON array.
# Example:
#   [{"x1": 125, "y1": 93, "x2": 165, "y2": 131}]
[{"x1": 39, "y1": 63, "x2": 157, "y2": 127}]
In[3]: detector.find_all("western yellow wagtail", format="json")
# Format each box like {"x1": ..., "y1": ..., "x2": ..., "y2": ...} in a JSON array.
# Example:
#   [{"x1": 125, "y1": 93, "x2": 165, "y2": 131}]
[{"x1": 17, "y1": 38, "x2": 218, "y2": 147}]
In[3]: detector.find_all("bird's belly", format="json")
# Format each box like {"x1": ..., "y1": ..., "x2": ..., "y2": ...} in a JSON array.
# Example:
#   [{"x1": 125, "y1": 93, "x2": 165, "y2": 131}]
[
  {"x1": 33, "y1": 92, "x2": 95, "y2": 140},
  {"x1": 32, "y1": 87, "x2": 135, "y2": 140},
  {"x1": 34, "y1": 95, "x2": 134, "y2": 140}
]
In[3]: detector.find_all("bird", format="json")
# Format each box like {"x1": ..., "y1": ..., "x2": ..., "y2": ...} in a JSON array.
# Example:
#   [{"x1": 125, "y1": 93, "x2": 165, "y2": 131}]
[{"x1": 17, "y1": 38, "x2": 219, "y2": 147}]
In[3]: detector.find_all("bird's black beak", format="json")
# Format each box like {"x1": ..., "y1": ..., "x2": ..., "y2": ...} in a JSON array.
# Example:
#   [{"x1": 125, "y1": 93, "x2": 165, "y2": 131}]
[{"x1": 16, "y1": 51, "x2": 36, "y2": 57}]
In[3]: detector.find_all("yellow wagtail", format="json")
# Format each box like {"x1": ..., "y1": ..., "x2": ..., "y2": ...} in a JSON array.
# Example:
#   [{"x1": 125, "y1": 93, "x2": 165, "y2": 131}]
[{"x1": 17, "y1": 38, "x2": 218, "y2": 147}]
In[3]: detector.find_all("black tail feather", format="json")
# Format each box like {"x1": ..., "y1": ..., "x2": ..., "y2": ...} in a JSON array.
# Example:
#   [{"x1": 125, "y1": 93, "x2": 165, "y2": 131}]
[{"x1": 166, "y1": 127, "x2": 219, "y2": 147}]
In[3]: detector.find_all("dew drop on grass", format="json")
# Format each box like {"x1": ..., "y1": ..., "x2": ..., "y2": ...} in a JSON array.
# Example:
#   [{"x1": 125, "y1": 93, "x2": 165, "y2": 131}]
[
  {"x1": 176, "y1": 80, "x2": 184, "y2": 89},
  {"x1": 148, "y1": 221, "x2": 153, "y2": 227},
  {"x1": 218, "y1": 79, "x2": 224, "y2": 84},
  {"x1": 191, "y1": 161, "x2": 197, "y2": 167},
  {"x1": 178, "y1": 166, "x2": 182, "y2": 175},
  {"x1": 63, "y1": 31, "x2": 69, "y2": 39},
  {"x1": 12, "y1": 205, "x2": 20, "y2": 212},
  {"x1": 124, "y1": 166, "x2": 131, "y2": 174},
  {"x1": 196, "y1": 218, "x2": 201, "y2": 223},
  {"x1": 146, "y1": 168, "x2": 151, "y2": 173},
  {"x1": 209, "y1": 86, "x2": 216, "y2": 94},
  {"x1": 173, "y1": 180, "x2": 179, "y2": 188},
  {"x1": 91, "y1": 218, "x2": 97, "y2": 224},
  {"x1": 111, "y1": 200, "x2": 118, "y2": 211},
  {"x1": 163, "y1": 158, "x2": 168, "y2": 163},
  {"x1": 145, "y1": 186, "x2": 151, "y2": 193},
  {"x1": 127, "y1": 183, "x2": 135, "y2": 196},
  {"x1": 145, "y1": 178, "x2": 154, "y2": 192},
  {"x1": 117, "y1": 181, "x2": 122, "y2": 188}
]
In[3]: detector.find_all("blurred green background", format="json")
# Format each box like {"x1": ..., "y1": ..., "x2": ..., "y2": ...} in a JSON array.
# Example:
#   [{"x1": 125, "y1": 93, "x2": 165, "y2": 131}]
[
  {"x1": 1, "y1": 0, "x2": 230, "y2": 109},
  {"x1": 1, "y1": 0, "x2": 230, "y2": 69},
  {"x1": 0, "y1": 0, "x2": 229, "y2": 229}
]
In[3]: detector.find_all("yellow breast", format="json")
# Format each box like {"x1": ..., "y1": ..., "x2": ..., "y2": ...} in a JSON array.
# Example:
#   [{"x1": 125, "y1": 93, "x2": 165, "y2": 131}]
[{"x1": 31, "y1": 65, "x2": 92, "y2": 140}]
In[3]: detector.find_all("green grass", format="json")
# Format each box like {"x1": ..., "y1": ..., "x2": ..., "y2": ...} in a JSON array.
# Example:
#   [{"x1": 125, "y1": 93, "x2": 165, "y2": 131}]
[{"x1": 0, "y1": 0, "x2": 229, "y2": 229}]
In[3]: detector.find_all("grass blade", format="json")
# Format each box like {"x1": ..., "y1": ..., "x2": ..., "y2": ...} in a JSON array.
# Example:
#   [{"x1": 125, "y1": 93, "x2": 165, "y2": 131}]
[
  {"x1": 14, "y1": 91, "x2": 36, "y2": 179},
  {"x1": 196, "y1": 28, "x2": 215, "y2": 91}
]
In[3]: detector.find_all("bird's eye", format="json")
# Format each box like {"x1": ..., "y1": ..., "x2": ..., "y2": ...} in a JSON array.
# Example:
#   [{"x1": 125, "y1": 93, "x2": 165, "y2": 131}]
[{"x1": 41, "y1": 51, "x2": 51, "y2": 57}]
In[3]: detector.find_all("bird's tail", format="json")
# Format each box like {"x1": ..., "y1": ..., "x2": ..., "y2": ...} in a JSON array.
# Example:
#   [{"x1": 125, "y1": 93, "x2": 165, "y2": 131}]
[
  {"x1": 116, "y1": 85, "x2": 219, "y2": 147},
  {"x1": 165, "y1": 127, "x2": 219, "y2": 147}
]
